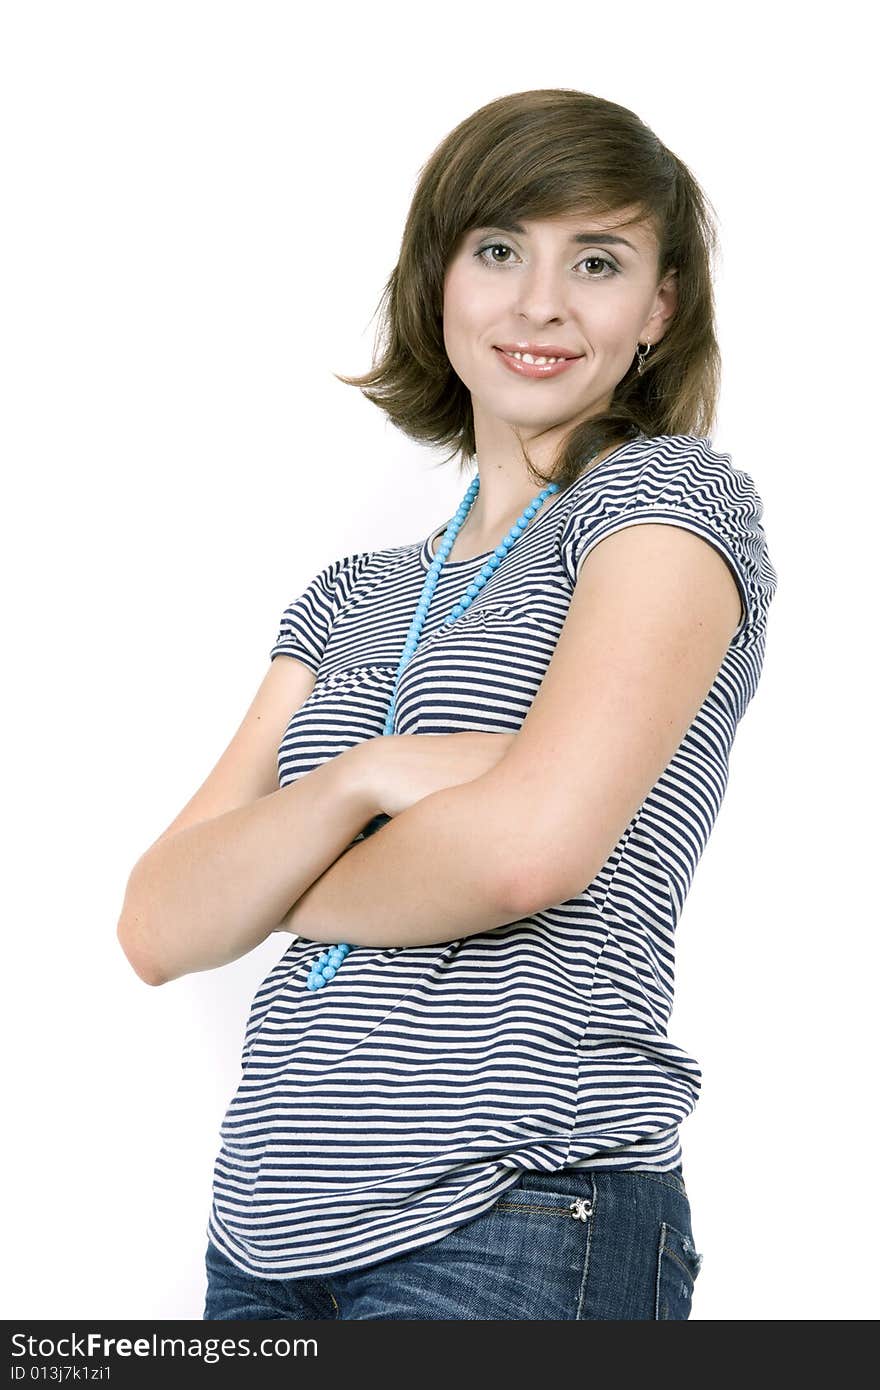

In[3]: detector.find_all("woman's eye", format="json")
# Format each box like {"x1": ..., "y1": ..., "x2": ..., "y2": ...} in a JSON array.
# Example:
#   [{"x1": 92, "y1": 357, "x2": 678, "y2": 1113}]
[
  {"x1": 476, "y1": 242, "x2": 515, "y2": 266},
  {"x1": 474, "y1": 242, "x2": 618, "y2": 278}
]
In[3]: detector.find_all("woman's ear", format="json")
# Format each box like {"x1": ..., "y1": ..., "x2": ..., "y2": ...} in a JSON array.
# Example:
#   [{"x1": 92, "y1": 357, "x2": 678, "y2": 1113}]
[{"x1": 644, "y1": 267, "x2": 679, "y2": 342}]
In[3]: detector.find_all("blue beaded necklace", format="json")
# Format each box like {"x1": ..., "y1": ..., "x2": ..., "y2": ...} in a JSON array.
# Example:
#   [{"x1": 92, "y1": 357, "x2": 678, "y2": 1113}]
[{"x1": 305, "y1": 472, "x2": 561, "y2": 991}]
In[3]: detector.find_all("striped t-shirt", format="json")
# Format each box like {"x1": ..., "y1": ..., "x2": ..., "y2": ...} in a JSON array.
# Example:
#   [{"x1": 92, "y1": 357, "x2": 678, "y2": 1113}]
[{"x1": 206, "y1": 431, "x2": 778, "y2": 1279}]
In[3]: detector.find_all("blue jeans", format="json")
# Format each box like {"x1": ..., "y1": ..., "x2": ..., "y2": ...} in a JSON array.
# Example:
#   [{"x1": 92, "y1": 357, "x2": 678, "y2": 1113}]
[{"x1": 203, "y1": 1164, "x2": 703, "y2": 1320}]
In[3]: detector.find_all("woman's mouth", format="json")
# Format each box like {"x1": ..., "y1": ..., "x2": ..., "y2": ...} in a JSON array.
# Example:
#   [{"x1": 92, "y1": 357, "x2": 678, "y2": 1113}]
[{"x1": 493, "y1": 346, "x2": 583, "y2": 379}]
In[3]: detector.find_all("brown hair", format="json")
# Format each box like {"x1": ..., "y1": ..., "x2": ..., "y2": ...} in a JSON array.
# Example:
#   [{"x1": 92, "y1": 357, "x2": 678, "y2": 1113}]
[{"x1": 334, "y1": 88, "x2": 721, "y2": 493}]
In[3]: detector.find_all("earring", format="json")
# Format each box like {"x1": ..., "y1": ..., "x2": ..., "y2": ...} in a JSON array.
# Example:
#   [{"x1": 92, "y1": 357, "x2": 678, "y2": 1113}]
[{"x1": 636, "y1": 341, "x2": 652, "y2": 376}]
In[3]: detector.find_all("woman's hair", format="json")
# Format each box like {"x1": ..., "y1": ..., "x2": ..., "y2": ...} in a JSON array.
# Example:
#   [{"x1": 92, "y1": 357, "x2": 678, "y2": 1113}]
[{"x1": 334, "y1": 88, "x2": 721, "y2": 493}]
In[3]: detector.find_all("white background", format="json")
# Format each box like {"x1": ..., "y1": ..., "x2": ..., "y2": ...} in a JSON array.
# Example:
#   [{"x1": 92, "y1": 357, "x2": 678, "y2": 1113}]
[{"x1": 2, "y1": 0, "x2": 875, "y2": 1321}]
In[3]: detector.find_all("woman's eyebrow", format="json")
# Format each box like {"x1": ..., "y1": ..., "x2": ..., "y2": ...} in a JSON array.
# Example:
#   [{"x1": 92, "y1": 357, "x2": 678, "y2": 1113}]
[{"x1": 475, "y1": 221, "x2": 639, "y2": 253}]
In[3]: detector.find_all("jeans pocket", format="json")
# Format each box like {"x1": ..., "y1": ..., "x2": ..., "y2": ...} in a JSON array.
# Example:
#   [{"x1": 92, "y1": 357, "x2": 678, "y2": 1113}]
[
  {"x1": 441, "y1": 1179, "x2": 597, "y2": 1319},
  {"x1": 655, "y1": 1220, "x2": 704, "y2": 1320}
]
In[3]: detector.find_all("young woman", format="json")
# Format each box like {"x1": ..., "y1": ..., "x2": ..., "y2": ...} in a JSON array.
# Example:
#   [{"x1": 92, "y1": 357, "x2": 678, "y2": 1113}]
[{"x1": 118, "y1": 88, "x2": 778, "y2": 1320}]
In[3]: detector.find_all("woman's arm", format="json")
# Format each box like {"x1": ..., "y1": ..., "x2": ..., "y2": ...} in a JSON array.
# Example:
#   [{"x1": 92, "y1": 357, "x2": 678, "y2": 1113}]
[
  {"x1": 117, "y1": 745, "x2": 379, "y2": 986},
  {"x1": 277, "y1": 771, "x2": 527, "y2": 950},
  {"x1": 289, "y1": 518, "x2": 745, "y2": 955}
]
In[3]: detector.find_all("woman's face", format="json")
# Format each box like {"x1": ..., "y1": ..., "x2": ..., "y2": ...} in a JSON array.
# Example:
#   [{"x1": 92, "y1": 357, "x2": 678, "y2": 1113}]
[{"x1": 442, "y1": 208, "x2": 678, "y2": 444}]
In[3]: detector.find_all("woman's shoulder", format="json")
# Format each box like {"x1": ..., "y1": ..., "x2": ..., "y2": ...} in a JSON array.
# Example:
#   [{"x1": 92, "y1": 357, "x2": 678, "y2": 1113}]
[
  {"x1": 316, "y1": 538, "x2": 418, "y2": 587},
  {"x1": 565, "y1": 432, "x2": 762, "y2": 512},
  {"x1": 595, "y1": 431, "x2": 745, "y2": 475}
]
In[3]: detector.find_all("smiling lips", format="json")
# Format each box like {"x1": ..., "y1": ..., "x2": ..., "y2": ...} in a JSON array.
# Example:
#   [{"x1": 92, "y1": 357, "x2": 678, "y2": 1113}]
[{"x1": 493, "y1": 345, "x2": 583, "y2": 379}]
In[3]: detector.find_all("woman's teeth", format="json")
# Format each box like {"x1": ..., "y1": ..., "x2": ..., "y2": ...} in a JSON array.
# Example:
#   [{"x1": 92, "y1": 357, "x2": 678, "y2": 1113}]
[{"x1": 503, "y1": 350, "x2": 568, "y2": 365}]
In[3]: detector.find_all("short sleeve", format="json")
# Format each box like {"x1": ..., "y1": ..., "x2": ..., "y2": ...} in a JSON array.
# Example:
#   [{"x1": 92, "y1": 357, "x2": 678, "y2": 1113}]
[
  {"x1": 558, "y1": 435, "x2": 778, "y2": 646},
  {"x1": 269, "y1": 551, "x2": 372, "y2": 675}
]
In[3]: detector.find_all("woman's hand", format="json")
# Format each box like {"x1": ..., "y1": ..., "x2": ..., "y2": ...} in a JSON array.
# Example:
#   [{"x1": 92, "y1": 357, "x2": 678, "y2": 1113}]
[{"x1": 354, "y1": 731, "x2": 516, "y2": 820}]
